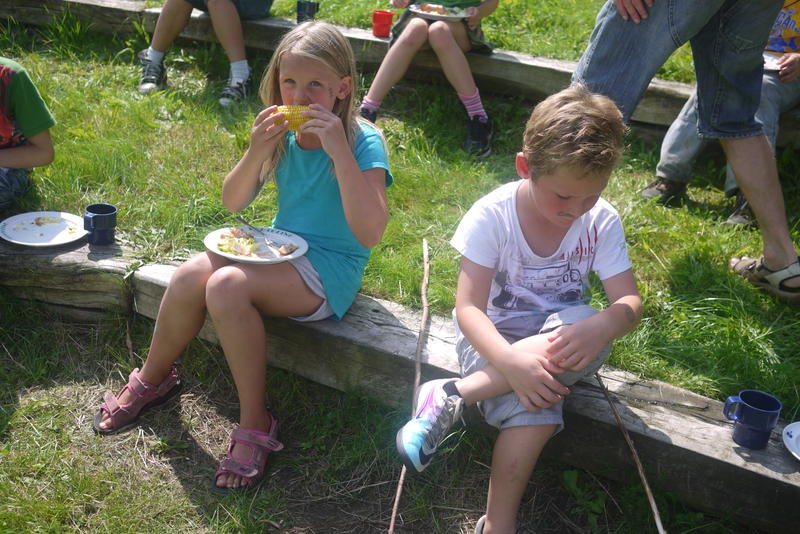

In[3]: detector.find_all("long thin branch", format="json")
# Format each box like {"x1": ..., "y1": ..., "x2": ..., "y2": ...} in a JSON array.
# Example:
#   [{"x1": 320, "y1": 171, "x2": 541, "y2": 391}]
[
  {"x1": 595, "y1": 372, "x2": 667, "y2": 534},
  {"x1": 388, "y1": 239, "x2": 430, "y2": 534}
]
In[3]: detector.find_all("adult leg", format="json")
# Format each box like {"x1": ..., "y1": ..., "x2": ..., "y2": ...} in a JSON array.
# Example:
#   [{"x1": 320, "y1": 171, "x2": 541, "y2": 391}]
[
  {"x1": 483, "y1": 425, "x2": 555, "y2": 534},
  {"x1": 206, "y1": 260, "x2": 323, "y2": 488},
  {"x1": 648, "y1": 90, "x2": 705, "y2": 202},
  {"x1": 206, "y1": 0, "x2": 246, "y2": 64},
  {"x1": 364, "y1": 18, "x2": 431, "y2": 103},
  {"x1": 96, "y1": 251, "x2": 231, "y2": 431},
  {"x1": 150, "y1": 0, "x2": 194, "y2": 52}
]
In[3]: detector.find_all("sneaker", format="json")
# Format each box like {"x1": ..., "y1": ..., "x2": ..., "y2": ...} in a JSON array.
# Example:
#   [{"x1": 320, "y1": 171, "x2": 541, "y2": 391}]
[
  {"x1": 359, "y1": 106, "x2": 377, "y2": 123},
  {"x1": 137, "y1": 49, "x2": 167, "y2": 95},
  {"x1": 474, "y1": 515, "x2": 533, "y2": 534},
  {"x1": 724, "y1": 191, "x2": 755, "y2": 226},
  {"x1": 462, "y1": 115, "x2": 493, "y2": 157},
  {"x1": 219, "y1": 78, "x2": 249, "y2": 107},
  {"x1": 641, "y1": 176, "x2": 687, "y2": 205},
  {"x1": 396, "y1": 378, "x2": 464, "y2": 472}
]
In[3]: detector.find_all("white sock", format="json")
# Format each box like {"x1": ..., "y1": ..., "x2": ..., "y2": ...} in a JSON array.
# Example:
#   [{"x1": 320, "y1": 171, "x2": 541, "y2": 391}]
[
  {"x1": 146, "y1": 47, "x2": 165, "y2": 64},
  {"x1": 230, "y1": 60, "x2": 250, "y2": 82}
]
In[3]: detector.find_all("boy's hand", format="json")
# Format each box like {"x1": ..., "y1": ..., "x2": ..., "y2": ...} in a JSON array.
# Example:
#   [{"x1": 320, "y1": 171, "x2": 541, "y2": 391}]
[
  {"x1": 466, "y1": 7, "x2": 480, "y2": 29},
  {"x1": 615, "y1": 0, "x2": 653, "y2": 23},
  {"x1": 391, "y1": 0, "x2": 409, "y2": 8},
  {"x1": 545, "y1": 319, "x2": 610, "y2": 371},
  {"x1": 778, "y1": 53, "x2": 800, "y2": 83},
  {"x1": 500, "y1": 350, "x2": 569, "y2": 412}
]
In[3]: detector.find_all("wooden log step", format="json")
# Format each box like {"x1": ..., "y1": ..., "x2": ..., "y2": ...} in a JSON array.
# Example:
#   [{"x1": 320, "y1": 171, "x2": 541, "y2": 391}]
[{"x1": 1, "y1": 239, "x2": 798, "y2": 532}]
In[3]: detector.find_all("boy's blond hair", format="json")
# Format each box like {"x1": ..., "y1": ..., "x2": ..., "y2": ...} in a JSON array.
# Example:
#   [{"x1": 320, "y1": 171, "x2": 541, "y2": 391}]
[
  {"x1": 257, "y1": 21, "x2": 359, "y2": 181},
  {"x1": 523, "y1": 85, "x2": 627, "y2": 180}
]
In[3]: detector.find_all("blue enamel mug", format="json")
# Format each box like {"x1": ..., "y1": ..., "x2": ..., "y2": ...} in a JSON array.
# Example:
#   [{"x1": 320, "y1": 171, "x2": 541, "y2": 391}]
[
  {"x1": 723, "y1": 390, "x2": 782, "y2": 450},
  {"x1": 83, "y1": 203, "x2": 117, "y2": 246}
]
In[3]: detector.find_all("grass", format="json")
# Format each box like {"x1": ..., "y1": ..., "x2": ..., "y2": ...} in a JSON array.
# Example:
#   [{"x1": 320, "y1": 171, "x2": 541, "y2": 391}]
[{"x1": 0, "y1": 8, "x2": 797, "y2": 534}]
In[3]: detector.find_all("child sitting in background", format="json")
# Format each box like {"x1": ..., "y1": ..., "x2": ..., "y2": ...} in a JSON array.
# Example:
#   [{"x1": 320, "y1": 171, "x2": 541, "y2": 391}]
[
  {"x1": 94, "y1": 22, "x2": 392, "y2": 494},
  {"x1": 359, "y1": 0, "x2": 498, "y2": 157},
  {"x1": 396, "y1": 85, "x2": 642, "y2": 534},
  {"x1": 0, "y1": 56, "x2": 55, "y2": 211}
]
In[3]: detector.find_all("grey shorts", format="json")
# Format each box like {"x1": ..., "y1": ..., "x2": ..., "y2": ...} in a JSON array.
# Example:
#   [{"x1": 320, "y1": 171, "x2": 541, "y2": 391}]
[
  {"x1": 457, "y1": 305, "x2": 611, "y2": 433},
  {"x1": 287, "y1": 255, "x2": 334, "y2": 322},
  {"x1": 184, "y1": 0, "x2": 272, "y2": 20}
]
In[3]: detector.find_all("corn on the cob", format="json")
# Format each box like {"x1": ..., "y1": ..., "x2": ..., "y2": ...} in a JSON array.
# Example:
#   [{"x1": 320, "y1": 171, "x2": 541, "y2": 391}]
[{"x1": 275, "y1": 105, "x2": 310, "y2": 130}]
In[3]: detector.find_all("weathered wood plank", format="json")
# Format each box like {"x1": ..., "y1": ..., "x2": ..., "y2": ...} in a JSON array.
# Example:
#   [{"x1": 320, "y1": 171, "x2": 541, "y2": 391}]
[{"x1": 2, "y1": 240, "x2": 800, "y2": 531}]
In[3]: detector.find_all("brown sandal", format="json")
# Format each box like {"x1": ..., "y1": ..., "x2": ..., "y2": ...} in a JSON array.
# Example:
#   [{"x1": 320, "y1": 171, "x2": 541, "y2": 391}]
[
  {"x1": 730, "y1": 256, "x2": 800, "y2": 303},
  {"x1": 92, "y1": 365, "x2": 181, "y2": 435}
]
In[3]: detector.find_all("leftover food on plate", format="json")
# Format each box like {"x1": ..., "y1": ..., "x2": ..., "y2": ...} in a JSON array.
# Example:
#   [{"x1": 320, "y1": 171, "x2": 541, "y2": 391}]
[{"x1": 217, "y1": 227, "x2": 298, "y2": 257}]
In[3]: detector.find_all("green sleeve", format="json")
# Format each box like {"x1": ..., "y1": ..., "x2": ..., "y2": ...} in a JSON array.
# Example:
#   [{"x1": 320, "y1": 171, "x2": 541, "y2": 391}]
[{"x1": 9, "y1": 66, "x2": 56, "y2": 139}]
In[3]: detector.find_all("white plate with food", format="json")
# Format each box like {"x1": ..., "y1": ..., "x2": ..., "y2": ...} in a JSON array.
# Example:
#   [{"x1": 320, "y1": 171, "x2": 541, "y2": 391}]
[
  {"x1": 204, "y1": 226, "x2": 308, "y2": 264},
  {"x1": 783, "y1": 421, "x2": 800, "y2": 462},
  {"x1": 408, "y1": 2, "x2": 469, "y2": 21},
  {"x1": 0, "y1": 211, "x2": 88, "y2": 246}
]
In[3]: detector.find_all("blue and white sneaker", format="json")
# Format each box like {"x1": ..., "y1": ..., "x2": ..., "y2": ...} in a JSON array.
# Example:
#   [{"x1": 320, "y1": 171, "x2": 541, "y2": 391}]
[{"x1": 396, "y1": 378, "x2": 464, "y2": 472}]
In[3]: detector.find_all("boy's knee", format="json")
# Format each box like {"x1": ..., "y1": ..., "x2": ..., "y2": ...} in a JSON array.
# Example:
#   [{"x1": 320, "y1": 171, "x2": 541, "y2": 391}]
[
  {"x1": 427, "y1": 21, "x2": 455, "y2": 46},
  {"x1": 398, "y1": 18, "x2": 430, "y2": 45}
]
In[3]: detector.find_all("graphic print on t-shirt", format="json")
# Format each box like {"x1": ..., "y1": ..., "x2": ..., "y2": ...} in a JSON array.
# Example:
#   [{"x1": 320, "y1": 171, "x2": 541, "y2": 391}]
[{"x1": 0, "y1": 65, "x2": 23, "y2": 149}]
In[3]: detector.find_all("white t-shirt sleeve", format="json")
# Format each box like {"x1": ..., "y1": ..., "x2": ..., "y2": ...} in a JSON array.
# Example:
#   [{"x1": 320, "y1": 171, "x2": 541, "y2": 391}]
[
  {"x1": 450, "y1": 197, "x2": 505, "y2": 270},
  {"x1": 591, "y1": 212, "x2": 632, "y2": 280}
]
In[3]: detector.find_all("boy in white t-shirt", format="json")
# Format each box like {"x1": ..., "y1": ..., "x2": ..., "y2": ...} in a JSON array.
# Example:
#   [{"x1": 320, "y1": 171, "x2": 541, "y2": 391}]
[{"x1": 396, "y1": 85, "x2": 643, "y2": 534}]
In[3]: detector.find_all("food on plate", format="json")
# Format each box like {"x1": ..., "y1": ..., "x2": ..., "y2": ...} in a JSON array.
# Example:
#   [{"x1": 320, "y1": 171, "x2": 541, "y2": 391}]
[
  {"x1": 275, "y1": 105, "x2": 311, "y2": 131},
  {"x1": 278, "y1": 243, "x2": 299, "y2": 256},
  {"x1": 33, "y1": 216, "x2": 63, "y2": 226},
  {"x1": 415, "y1": 3, "x2": 467, "y2": 17},
  {"x1": 217, "y1": 227, "x2": 257, "y2": 257},
  {"x1": 419, "y1": 2, "x2": 447, "y2": 14}
]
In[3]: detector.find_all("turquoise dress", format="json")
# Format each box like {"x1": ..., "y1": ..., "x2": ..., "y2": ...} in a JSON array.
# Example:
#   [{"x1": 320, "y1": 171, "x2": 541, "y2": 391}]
[{"x1": 272, "y1": 122, "x2": 392, "y2": 319}]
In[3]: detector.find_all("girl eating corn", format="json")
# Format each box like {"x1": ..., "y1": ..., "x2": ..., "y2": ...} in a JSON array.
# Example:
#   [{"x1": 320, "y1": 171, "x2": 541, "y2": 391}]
[
  {"x1": 92, "y1": 22, "x2": 392, "y2": 493},
  {"x1": 359, "y1": 0, "x2": 498, "y2": 157}
]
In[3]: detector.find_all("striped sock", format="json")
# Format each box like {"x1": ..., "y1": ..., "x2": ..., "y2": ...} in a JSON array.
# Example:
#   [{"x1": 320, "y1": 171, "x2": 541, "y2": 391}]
[
  {"x1": 458, "y1": 89, "x2": 487, "y2": 119},
  {"x1": 360, "y1": 96, "x2": 381, "y2": 113}
]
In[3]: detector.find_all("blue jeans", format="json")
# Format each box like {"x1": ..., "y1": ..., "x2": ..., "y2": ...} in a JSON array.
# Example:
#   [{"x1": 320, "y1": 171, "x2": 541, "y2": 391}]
[
  {"x1": 657, "y1": 72, "x2": 800, "y2": 195},
  {"x1": 573, "y1": 0, "x2": 783, "y2": 138},
  {"x1": 0, "y1": 167, "x2": 30, "y2": 211}
]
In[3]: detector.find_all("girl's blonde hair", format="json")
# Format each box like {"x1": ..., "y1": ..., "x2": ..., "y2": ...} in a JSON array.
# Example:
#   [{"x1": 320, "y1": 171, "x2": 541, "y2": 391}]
[
  {"x1": 523, "y1": 85, "x2": 628, "y2": 180},
  {"x1": 258, "y1": 21, "x2": 359, "y2": 181}
]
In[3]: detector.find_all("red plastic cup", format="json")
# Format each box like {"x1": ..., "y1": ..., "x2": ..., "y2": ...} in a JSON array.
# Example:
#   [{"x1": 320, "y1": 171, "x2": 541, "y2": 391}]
[{"x1": 372, "y1": 10, "x2": 396, "y2": 38}]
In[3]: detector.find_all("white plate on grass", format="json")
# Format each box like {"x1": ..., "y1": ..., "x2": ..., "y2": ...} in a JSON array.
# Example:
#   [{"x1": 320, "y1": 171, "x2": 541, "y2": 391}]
[
  {"x1": 204, "y1": 226, "x2": 307, "y2": 264},
  {"x1": 783, "y1": 421, "x2": 800, "y2": 462},
  {"x1": 408, "y1": 3, "x2": 468, "y2": 21},
  {"x1": 0, "y1": 211, "x2": 88, "y2": 246}
]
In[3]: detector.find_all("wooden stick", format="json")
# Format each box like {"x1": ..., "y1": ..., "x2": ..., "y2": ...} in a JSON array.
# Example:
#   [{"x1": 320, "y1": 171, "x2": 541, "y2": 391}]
[
  {"x1": 388, "y1": 239, "x2": 430, "y2": 534},
  {"x1": 595, "y1": 372, "x2": 667, "y2": 534}
]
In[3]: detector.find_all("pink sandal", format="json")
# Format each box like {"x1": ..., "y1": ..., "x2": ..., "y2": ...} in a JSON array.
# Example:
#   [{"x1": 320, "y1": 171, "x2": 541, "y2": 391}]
[
  {"x1": 92, "y1": 365, "x2": 181, "y2": 435},
  {"x1": 212, "y1": 412, "x2": 283, "y2": 494}
]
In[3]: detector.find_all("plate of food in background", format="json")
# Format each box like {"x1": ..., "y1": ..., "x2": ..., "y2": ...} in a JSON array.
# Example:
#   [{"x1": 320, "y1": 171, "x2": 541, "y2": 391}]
[
  {"x1": 0, "y1": 211, "x2": 88, "y2": 246},
  {"x1": 408, "y1": 3, "x2": 469, "y2": 21}
]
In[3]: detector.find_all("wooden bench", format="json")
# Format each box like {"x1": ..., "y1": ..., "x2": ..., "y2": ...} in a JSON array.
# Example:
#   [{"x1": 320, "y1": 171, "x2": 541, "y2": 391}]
[
  {"x1": 1, "y1": 239, "x2": 798, "y2": 532},
  {"x1": 3, "y1": 0, "x2": 800, "y2": 146}
]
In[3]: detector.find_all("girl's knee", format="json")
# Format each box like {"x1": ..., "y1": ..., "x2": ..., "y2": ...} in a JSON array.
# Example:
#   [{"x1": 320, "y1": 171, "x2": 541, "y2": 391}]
[
  {"x1": 427, "y1": 21, "x2": 456, "y2": 47},
  {"x1": 168, "y1": 255, "x2": 216, "y2": 294},
  {"x1": 205, "y1": 267, "x2": 249, "y2": 314},
  {"x1": 397, "y1": 18, "x2": 430, "y2": 46}
]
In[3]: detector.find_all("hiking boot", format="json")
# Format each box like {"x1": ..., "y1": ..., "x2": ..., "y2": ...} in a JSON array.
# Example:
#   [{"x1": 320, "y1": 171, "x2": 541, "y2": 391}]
[
  {"x1": 219, "y1": 78, "x2": 249, "y2": 107},
  {"x1": 359, "y1": 106, "x2": 377, "y2": 123},
  {"x1": 137, "y1": 49, "x2": 167, "y2": 95},
  {"x1": 474, "y1": 515, "x2": 533, "y2": 534},
  {"x1": 641, "y1": 176, "x2": 687, "y2": 206},
  {"x1": 396, "y1": 379, "x2": 464, "y2": 472},
  {"x1": 724, "y1": 191, "x2": 755, "y2": 226},
  {"x1": 462, "y1": 115, "x2": 493, "y2": 157}
]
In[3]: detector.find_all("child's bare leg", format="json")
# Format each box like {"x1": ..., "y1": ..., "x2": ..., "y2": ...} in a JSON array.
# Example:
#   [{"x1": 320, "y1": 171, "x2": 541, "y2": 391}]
[
  {"x1": 427, "y1": 20, "x2": 477, "y2": 95},
  {"x1": 96, "y1": 252, "x2": 229, "y2": 431},
  {"x1": 364, "y1": 17, "x2": 430, "y2": 102},
  {"x1": 455, "y1": 332, "x2": 555, "y2": 405},
  {"x1": 150, "y1": 0, "x2": 194, "y2": 52},
  {"x1": 206, "y1": 0, "x2": 246, "y2": 63},
  {"x1": 484, "y1": 425, "x2": 555, "y2": 534},
  {"x1": 206, "y1": 261, "x2": 323, "y2": 489}
]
